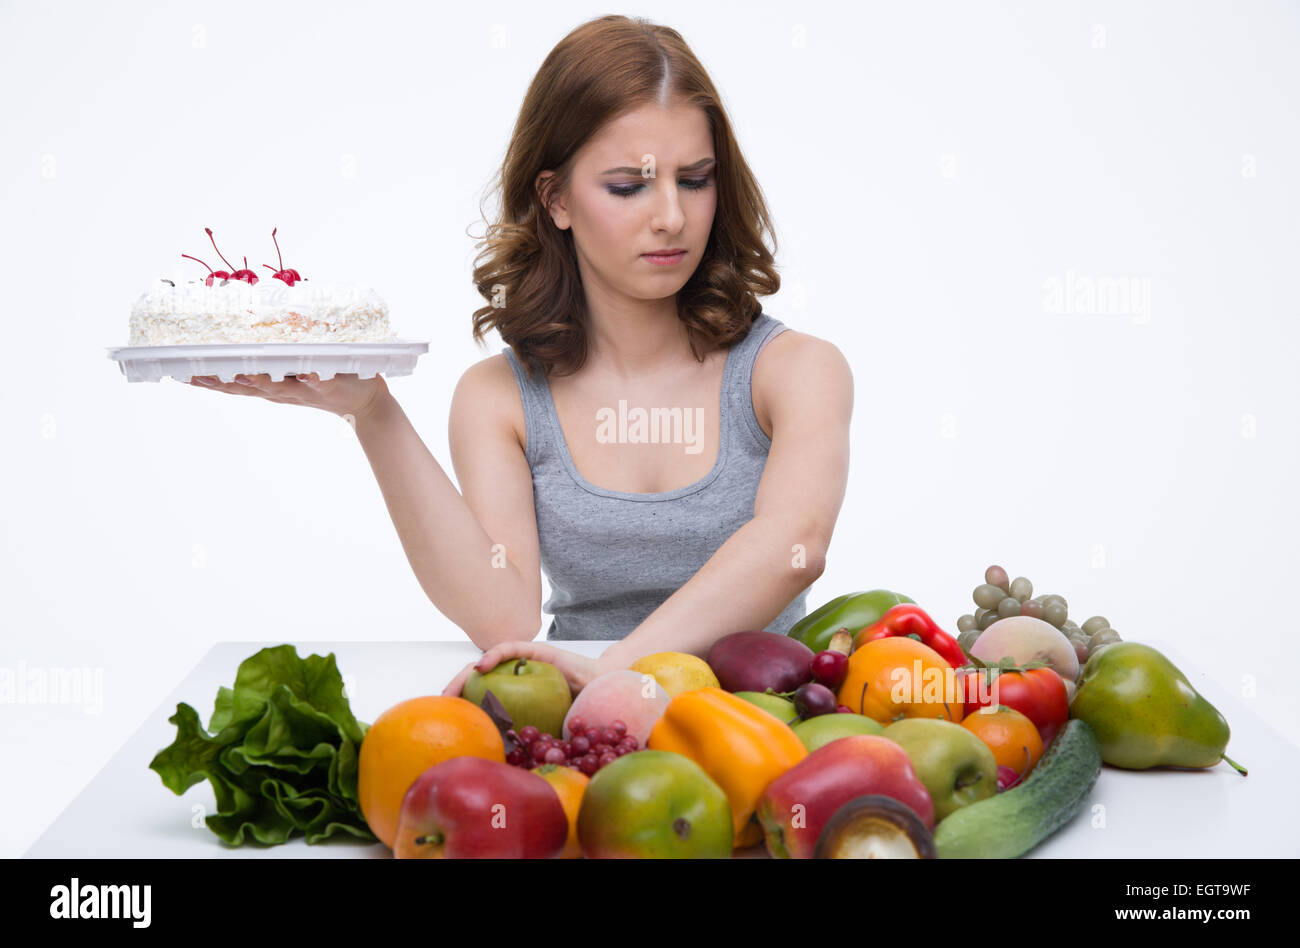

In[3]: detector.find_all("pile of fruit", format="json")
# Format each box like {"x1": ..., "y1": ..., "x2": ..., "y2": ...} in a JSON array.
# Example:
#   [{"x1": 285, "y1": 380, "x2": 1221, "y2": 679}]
[
  {"x1": 463, "y1": 663, "x2": 667, "y2": 776},
  {"x1": 152, "y1": 566, "x2": 1247, "y2": 859},
  {"x1": 955, "y1": 565, "x2": 1123, "y2": 692}
]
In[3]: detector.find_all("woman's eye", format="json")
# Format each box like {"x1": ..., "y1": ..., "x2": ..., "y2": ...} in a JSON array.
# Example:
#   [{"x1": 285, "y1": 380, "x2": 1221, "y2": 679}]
[{"x1": 607, "y1": 177, "x2": 711, "y2": 198}]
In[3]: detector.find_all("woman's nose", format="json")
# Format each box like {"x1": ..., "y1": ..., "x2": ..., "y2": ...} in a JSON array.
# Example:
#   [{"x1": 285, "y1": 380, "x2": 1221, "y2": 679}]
[{"x1": 649, "y1": 181, "x2": 686, "y2": 233}]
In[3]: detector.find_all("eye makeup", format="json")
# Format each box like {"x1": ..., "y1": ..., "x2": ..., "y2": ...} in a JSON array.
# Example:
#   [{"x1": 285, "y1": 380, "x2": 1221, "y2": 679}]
[{"x1": 606, "y1": 176, "x2": 712, "y2": 198}]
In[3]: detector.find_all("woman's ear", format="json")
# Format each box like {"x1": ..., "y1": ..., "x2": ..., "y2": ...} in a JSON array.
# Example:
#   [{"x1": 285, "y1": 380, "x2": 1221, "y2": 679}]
[{"x1": 535, "y1": 170, "x2": 570, "y2": 230}]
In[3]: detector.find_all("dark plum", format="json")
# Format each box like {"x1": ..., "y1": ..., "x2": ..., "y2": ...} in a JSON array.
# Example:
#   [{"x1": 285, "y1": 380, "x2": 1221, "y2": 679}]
[{"x1": 794, "y1": 682, "x2": 838, "y2": 719}]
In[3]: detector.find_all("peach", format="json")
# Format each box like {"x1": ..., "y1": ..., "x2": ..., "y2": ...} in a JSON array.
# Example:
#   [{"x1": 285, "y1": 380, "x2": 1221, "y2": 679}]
[{"x1": 562, "y1": 670, "x2": 670, "y2": 747}]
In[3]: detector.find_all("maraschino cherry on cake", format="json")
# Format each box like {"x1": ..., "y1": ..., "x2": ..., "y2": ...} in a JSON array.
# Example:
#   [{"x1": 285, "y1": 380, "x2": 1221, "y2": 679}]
[{"x1": 128, "y1": 227, "x2": 398, "y2": 346}]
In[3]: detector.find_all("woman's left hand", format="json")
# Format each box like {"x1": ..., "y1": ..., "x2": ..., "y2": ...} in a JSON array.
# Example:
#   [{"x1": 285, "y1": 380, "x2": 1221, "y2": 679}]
[{"x1": 441, "y1": 640, "x2": 613, "y2": 698}]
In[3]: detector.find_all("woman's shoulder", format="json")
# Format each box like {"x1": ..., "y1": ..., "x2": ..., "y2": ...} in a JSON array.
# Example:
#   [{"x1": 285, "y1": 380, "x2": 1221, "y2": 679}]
[
  {"x1": 750, "y1": 319, "x2": 848, "y2": 378},
  {"x1": 749, "y1": 323, "x2": 853, "y2": 438},
  {"x1": 451, "y1": 352, "x2": 530, "y2": 455}
]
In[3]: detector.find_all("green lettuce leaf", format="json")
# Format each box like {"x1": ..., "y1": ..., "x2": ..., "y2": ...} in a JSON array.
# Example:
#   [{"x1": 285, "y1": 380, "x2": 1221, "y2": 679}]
[{"x1": 149, "y1": 645, "x2": 376, "y2": 846}]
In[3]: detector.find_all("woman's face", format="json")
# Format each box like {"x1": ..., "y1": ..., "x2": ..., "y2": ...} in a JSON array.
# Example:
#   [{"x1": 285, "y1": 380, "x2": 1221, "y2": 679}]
[{"x1": 538, "y1": 100, "x2": 717, "y2": 307}]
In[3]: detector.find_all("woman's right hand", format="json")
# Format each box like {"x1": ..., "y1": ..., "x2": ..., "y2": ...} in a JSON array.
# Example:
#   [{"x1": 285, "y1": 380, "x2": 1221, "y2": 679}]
[{"x1": 188, "y1": 371, "x2": 390, "y2": 423}]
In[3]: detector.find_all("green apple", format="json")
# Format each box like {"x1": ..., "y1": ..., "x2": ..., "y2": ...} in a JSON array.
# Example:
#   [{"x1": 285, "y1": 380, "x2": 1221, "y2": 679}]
[
  {"x1": 733, "y1": 691, "x2": 800, "y2": 725},
  {"x1": 881, "y1": 718, "x2": 997, "y2": 822},
  {"x1": 791, "y1": 713, "x2": 883, "y2": 752},
  {"x1": 462, "y1": 658, "x2": 572, "y2": 738}
]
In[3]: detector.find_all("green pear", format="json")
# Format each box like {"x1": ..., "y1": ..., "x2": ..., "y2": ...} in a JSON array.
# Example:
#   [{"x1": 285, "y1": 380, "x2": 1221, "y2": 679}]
[
  {"x1": 733, "y1": 691, "x2": 800, "y2": 725},
  {"x1": 463, "y1": 658, "x2": 571, "y2": 738},
  {"x1": 1070, "y1": 642, "x2": 1246, "y2": 774},
  {"x1": 881, "y1": 718, "x2": 998, "y2": 822}
]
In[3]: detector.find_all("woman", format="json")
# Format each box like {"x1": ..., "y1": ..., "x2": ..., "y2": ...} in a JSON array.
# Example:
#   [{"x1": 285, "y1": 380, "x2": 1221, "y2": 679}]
[{"x1": 189, "y1": 15, "x2": 853, "y2": 697}]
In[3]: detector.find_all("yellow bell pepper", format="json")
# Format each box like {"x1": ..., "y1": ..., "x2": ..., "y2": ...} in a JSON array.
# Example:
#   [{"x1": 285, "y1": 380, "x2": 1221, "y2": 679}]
[
  {"x1": 647, "y1": 687, "x2": 807, "y2": 842},
  {"x1": 837, "y1": 636, "x2": 963, "y2": 724}
]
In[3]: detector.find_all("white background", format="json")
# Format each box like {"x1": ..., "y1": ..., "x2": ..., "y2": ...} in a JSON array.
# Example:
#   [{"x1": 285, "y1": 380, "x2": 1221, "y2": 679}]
[{"x1": 2, "y1": 0, "x2": 1296, "y2": 859}]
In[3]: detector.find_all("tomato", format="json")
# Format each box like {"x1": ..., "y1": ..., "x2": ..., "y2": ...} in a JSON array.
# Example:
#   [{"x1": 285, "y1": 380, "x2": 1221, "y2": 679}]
[
  {"x1": 532, "y1": 763, "x2": 589, "y2": 860},
  {"x1": 959, "y1": 666, "x2": 1069, "y2": 747}
]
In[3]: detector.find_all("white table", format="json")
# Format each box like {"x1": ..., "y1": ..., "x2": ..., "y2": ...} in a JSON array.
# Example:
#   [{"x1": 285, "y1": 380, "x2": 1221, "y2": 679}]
[{"x1": 23, "y1": 639, "x2": 1300, "y2": 858}]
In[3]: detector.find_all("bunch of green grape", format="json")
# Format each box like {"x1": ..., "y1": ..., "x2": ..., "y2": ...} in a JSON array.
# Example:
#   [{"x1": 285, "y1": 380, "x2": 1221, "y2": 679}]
[{"x1": 956, "y1": 564, "x2": 1122, "y2": 668}]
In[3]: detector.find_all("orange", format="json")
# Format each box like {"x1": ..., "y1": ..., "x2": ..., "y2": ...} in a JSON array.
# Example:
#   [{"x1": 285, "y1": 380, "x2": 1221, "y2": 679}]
[
  {"x1": 961, "y1": 705, "x2": 1044, "y2": 779},
  {"x1": 736, "y1": 817, "x2": 765, "y2": 849},
  {"x1": 358, "y1": 696, "x2": 505, "y2": 851},
  {"x1": 531, "y1": 764, "x2": 589, "y2": 859},
  {"x1": 837, "y1": 637, "x2": 964, "y2": 724}
]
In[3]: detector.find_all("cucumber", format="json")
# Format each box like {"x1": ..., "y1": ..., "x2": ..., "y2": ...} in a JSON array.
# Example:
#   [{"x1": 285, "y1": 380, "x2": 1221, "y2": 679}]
[{"x1": 932, "y1": 719, "x2": 1102, "y2": 859}]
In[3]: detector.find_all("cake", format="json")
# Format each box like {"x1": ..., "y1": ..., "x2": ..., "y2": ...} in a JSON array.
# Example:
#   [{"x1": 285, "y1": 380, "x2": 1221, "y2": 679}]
[
  {"x1": 127, "y1": 227, "x2": 399, "y2": 346},
  {"x1": 129, "y1": 278, "x2": 398, "y2": 346}
]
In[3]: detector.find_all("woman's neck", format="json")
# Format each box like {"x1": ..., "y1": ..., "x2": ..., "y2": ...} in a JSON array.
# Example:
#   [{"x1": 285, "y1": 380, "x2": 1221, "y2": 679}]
[{"x1": 583, "y1": 296, "x2": 695, "y2": 382}]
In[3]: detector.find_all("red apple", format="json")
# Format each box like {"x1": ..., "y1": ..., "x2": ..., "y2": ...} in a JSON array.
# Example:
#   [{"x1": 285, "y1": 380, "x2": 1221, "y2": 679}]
[
  {"x1": 756, "y1": 735, "x2": 935, "y2": 859},
  {"x1": 394, "y1": 756, "x2": 568, "y2": 858}
]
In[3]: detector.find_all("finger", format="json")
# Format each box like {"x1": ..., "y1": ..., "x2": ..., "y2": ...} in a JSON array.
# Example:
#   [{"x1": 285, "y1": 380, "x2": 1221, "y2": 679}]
[
  {"x1": 191, "y1": 376, "x2": 249, "y2": 394},
  {"x1": 275, "y1": 373, "x2": 319, "y2": 396},
  {"x1": 473, "y1": 646, "x2": 509, "y2": 674},
  {"x1": 234, "y1": 373, "x2": 299, "y2": 396},
  {"x1": 442, "y1": 661, "x2": 476, "y2": 697},
  {"x1": 474, "y1": 641, "x2": 538, "y2": 673}
]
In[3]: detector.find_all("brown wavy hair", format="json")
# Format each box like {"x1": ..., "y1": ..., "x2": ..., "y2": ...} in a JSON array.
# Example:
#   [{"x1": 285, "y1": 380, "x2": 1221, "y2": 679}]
[{"x1": 469, "y1": 15, "x2": 780, "y2": 380}]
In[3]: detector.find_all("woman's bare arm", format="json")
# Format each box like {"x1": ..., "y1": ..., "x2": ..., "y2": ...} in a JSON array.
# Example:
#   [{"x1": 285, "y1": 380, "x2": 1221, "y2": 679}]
[
  {"x1": 190, "y1": 361, "x2": 543, "y2": 651},
  {"x1": 597, "y1": 331, "x2": 852, "y2": 668},
  {"x1": 353, "y1": 356, "x2": 544, "y2": 647}
]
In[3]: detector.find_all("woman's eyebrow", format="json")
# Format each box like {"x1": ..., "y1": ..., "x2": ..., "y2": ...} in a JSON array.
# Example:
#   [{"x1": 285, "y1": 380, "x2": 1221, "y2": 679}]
[{"x1": 599, "y1": 157, "x2": 716, "y2": 175}]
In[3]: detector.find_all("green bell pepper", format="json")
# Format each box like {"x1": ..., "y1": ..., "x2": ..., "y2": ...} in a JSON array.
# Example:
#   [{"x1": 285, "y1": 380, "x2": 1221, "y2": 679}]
[{"x1": 787, "y1": 590, "x2": 915, "y2": 653}]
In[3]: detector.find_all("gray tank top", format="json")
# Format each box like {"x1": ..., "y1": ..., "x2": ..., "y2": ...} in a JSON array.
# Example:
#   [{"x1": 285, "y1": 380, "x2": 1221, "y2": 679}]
[{"x1": 502, "y1": 310, "x2": 808, "y2": 641}]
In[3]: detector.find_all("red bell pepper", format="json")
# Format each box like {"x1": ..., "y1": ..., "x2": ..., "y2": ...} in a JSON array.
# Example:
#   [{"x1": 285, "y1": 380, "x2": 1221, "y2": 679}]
[{"x1": 855, "y1": 604, "x2": 967, "y2": 668}]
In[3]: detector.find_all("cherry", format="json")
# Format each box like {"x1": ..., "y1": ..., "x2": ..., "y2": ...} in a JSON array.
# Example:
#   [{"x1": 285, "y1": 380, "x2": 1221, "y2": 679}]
[
  {"x1": 228, "y1": 255, "x2": 260, "y2": 285},
  {"x1": 810, "y1": 650, "x2": 850, "y2": 690},
  {"x1": 997, "y1": 765, "x2": 1024, "y2": 792},
  {"x1": 262, "y1": 227, "x2": 304, "y2": 285},
  {"x1": 180, "y1": 253, "x2": 230, "y2": 287},
  {"x1": 204, "y1": 227, "x2": 258, "y2": 285}
]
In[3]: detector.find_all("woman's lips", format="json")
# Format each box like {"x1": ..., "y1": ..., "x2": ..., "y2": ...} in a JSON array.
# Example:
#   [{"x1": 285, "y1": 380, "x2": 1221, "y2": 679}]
[{"x1": 642, "y1": 250, "x2": 686, "y2": 266}]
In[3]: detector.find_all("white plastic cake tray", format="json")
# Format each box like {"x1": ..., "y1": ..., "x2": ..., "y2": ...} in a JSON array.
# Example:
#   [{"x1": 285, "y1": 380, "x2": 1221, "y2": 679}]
[{"x1": 106, "y1": 341, "x2": 430, "y2": 383}]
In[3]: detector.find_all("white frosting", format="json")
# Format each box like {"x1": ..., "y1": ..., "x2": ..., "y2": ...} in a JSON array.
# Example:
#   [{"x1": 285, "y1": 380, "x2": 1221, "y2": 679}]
[{"x1": 128, "y1": 274, "x2": 398, "y2": 345}]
